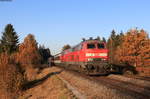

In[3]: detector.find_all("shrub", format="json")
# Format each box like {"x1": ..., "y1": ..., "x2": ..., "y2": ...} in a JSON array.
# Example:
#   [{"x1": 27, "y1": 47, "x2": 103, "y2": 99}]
[{"x1": 0, "y1": 53, "x2": 25, "y2": 98}]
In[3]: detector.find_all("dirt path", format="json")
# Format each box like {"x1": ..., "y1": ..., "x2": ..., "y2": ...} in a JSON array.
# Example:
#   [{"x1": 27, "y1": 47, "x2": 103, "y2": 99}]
[{"x1": 20, "y1": 67, "x2": 76, "y2": 99}]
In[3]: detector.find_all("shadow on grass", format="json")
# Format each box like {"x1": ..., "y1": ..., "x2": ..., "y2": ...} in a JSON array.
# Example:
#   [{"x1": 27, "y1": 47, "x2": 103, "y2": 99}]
[{"x1": 21, "y1": 70, "x2": 63, "y2": 91}]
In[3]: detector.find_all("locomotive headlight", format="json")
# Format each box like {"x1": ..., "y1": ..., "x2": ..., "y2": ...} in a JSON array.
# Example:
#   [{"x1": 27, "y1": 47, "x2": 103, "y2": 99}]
[
  {"x1": 87, "y1": 58, "x2": 93, "y2": 61},
  {"x1": 99, "y1": 53, "x2": 107, "y2": 56},
  {"x1": 101, "y1": 58, "x2": 106, "y2": 61},
  {"x1": 86, "y1": 53, "x2": 107, "y2": 57},
  {"x1": 86, "y1": 53, "x2": 95, "y2": 56}
]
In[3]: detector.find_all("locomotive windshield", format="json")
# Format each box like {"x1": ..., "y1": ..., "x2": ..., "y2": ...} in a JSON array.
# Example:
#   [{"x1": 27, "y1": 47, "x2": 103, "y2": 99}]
[
  {"x1": 97, "y1": 43, "x2": 105, "y2": 49},
  {"x1": 87, "y1": 43, "x2": 96, "y2": 49}
]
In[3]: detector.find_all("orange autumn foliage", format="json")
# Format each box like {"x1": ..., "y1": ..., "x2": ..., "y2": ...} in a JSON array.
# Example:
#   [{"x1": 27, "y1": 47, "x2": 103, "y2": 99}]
[
  {"x1": 0, "y1": 53, "x2": 25, "y2": 98},
  {"x1": 115, "y1": 29, "x2": 150, "y2": 67},
  {"x1": 16, "y1": 34, "x2": 41, "y2": 66}
]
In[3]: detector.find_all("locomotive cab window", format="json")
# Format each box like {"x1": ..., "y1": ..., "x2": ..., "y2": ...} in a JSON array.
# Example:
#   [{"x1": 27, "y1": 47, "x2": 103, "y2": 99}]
[
  {"x1": 98, "y1": 43, "x2": 105, "y2": 49},
  {"x1": 87, "y1": 43, "x2": 96, "y2": 49}
]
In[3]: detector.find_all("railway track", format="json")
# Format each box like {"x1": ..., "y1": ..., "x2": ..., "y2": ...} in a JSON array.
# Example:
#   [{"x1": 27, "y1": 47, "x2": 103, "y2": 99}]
[
  {"x1": 90, "y1": 76, "x2": 150, "y2": 98},
  {"x1": 56, "y1": 66, "x2": 150, "y2": 98},
  {"x1": 129, "y1": 76, "x2": 150, "y2": 81}
]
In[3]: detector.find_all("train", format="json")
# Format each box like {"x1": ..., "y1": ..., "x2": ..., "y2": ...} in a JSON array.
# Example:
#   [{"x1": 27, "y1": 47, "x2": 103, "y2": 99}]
[{"x1": 53, "y1": 39, "x2": 137, "y2": 75}]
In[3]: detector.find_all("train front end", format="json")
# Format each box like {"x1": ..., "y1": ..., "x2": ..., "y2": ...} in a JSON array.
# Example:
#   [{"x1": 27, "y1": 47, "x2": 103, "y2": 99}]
[{"x1": 82, "y1": 40, "x2": 109, "y2": 75}]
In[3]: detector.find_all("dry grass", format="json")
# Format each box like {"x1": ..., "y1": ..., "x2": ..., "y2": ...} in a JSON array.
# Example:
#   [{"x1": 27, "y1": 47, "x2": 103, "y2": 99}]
[
  {"x1": 20, "y1": 67, "x2": 76, "y2": 99},
  {"x1": 23, "y1": 65, "x2": 39, "y2": 81},
  {"x1": 0, "y1": 64, "x2": 24, "y2": 98},
  {"x1": 136, "y1": 67, "x2": 150, "y2": 76}
]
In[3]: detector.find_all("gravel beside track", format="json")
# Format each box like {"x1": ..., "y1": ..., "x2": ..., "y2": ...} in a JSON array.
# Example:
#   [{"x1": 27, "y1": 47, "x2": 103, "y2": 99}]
[
  {"x1": 53, "y1": 66, "x2": 150, "y2": 99},
  {"x1": 58, "y1": 75, "x2": 87, "y2": 99},
  {"x1": 90, "y1": 76, "x2": 150, "y2": 98},
  {"x1": 128, "y1": 76, "x2": 150, "y2": 81},
  {"x1": 108, "y1": 74, "x2": 150, "y2": 89}
]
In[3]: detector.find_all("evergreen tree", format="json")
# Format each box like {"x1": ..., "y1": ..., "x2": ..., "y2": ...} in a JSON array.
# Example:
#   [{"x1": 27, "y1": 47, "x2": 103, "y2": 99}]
[
  {"x1": 120, "y1": 30, "x2": 124, "y2": 36},
  {"x1": 0, "y1": 24, "x2": 19, "y2": 54},
  {"x1": 62, "y1": 44, "x2": 71, "y2": 51},
  {"x1": 111, "y1": 29, "x2": 116, "y2": 40},
  {"x1": 82, "y1": 38, "x2": 86, "y2": 41},
  {"x1": 107, "y1": 29, "x2": 125, "y2": 64},
  {"x1": 96, "y1": 36, "x2": 101, "y2": 41},
  {"x1": 0, "y1": 42, "x2": 2, "y2": 53},
  {"x1": 102, "y1": 37, "x2": 106, "y2": 43},
  {"x1": 107, "y1": 29, "x2": 117, "y2": 63},
  {"x1": 39, "y1": 45, "x2": 51, "y2": 64}
]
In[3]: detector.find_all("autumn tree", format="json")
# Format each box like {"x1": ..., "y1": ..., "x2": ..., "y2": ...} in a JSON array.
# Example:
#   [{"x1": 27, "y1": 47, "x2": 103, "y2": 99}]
[
  {"x1": 115, "y1": 29, "x2": 150, "y2": 67},
  {"x1": 62, "y1": 44, "x2": 71, "y2": 51},
  {"x1": 135, "y1": 29, "x2": 150, "y2": 67},
  {"x1": 0, "y1": 24, "x2": 19, "y2": 54},
  {"x1": 139, "y1": 37, "x2": 150, "y2": 66},
  {"x1": 17, "y1": 34, "x2": 41, "y2": 66}
]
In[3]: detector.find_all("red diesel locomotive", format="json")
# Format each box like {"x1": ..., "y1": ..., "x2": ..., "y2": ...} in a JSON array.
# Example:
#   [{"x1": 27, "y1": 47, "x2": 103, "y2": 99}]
[{"x1": 59, "y1": 39, "x2": 109, "y2": 75}]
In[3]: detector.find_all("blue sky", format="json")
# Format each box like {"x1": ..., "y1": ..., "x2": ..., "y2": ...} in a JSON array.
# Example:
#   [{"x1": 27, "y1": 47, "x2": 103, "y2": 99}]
[{"x1": 0, "y1": 0, "x2": 150, "y2": 54}]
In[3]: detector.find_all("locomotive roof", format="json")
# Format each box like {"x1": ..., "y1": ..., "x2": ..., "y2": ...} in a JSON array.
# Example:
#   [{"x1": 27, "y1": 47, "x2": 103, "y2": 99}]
[
  {"x1": 67, "y1": 40, "x2": 104, "y2": 50},
  {"x1": 82, "y1": 39, "x2": 103, "y2": 43},
  {"x1": 61, "y1": 39, "x2": 105, "y2": 54}
]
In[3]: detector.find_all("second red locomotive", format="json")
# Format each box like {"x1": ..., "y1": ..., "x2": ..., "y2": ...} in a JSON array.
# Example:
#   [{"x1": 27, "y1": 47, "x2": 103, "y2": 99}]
[{"x1": 59, "y1": 39, "x2": 109, "y2": 75}]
